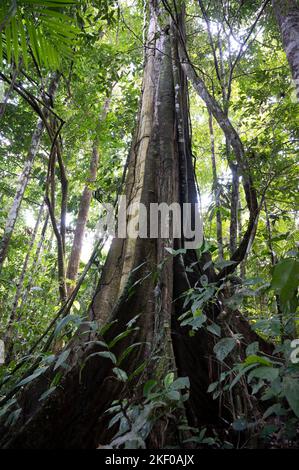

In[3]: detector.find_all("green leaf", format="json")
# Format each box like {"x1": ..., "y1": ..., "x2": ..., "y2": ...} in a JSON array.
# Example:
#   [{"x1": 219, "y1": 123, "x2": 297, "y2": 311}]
[
  {"x1": 166, "y1": 390, "x2": 181, "y2": 401},
  {"x1": 25, "y1": 17, "x2": 40, "y2": 67},
  {"x1": 108, "y1": 328, "x2": 138, "y2": 349},
  {"x1": 0, "y1": 31, "x2": 3, "y2": 63},
  {"x1": 54, "y1": 314, "x2": 80, "y2": 337},
  {"x1": 89, "y1": 351, "x2": 117, "y2": 364},
  {"x1": 246, "y1": 342, "x2": 259, "y2": 356},
  {"x1": 243, "y1": 355, "x2": 273, "y2": 367},
  {"x1": 5, "y1": 23, "x2": 11, "y2": 64},
  {"x1": 271, "y1": 258, "x2": 299, "y2": 308},
  {"x1": 54, "y1": 349, "x2": 70, "y2": 371},
  {"x1": 207, "y1": 381, "x2": 218, "y2": 393},
  {"x1": 99, "y1": 320, "x2": 118, "y2": 337},
  {"x1": 207, "y1": 322, "x2": 221, "y2": 337},
  {"x1": 213, "y1": 337, "x2": 237, "y2": 362},
  {"x1": 232, "y1": 418, "x2": 247, "y2": 431},
  {"x1": 11, "y1": 16, "x2": 18, "y2": 65},
  {"x1": 18, "y1": 366, "x2": 48, "y2": 387},
  {"x1": 39, "y1": 386, "x2": 57, "y2": 402},
  {"x1": 85, "y1": 340, "x2": 108, "y2": 349},
  {"x1": 117, "y1": 342, "x2": 143, "y2": 366},
  {"x1": 263, "y1": 403, "x2": 286, "y2": 419},
  {"x1": 165, "y1": 247, "x2": 187, "y2": 256},
  {"x1": 164, "y1": 372, "x2": 175, "y2": 388},
  {"x1": 19, "y1": 18, "x2": 28, "y2": 69},
  {"x1": 215, "y1": 260, "x2": 237, "y2": 270},
  {"x1": 248, "y1": 366, "x2": 279, "y2": 383},
  {"x1": 73, "y1": 300, "x2": 80, "y2": 311},
  {"x1": 229, "y1": 364, "x2": 257, "y2": 390},
  {"x1": 171, "y1": 376, "x2": 190, "y2": 390},
  {"x1": 283, "y1": 376, "x2": 299, "y2": 417},
  {"x1": 112, "y1": 367, "x2": 128, "y2": 382},
  {"x1": 128, "y1": 361, "x2": 146, "y2": 380},
  {"x1": 143, "y1": 379, "x2": 157, "y2": 397}
]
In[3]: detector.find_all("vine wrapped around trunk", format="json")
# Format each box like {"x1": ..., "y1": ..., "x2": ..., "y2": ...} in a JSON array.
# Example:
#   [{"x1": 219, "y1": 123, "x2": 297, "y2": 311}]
[{"x1": 0, "y1": 1, "x2": 270, "y2": 449}]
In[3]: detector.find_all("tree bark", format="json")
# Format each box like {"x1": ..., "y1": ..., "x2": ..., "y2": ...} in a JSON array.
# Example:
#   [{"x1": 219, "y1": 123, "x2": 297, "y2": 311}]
[
  {"x1": 272, "y1": 0, "x2": 299, "y2": 99},
  {"x1": 18, "y1": 214, "x2": 50, "y2": 314},
  {"x1": 0, "y1": 73, "x2": 59, "y2": 273},
  {"x1": 66, "y1": 98, "x2": 111, "y2": 295},
  {"x1": 229, "y1": 162, "x2": 239, "y2": 256},
  {"x1": 177, "y1": 34, "x2": 259, "y2": 276},
  {"x1": 4, "y1": 203, "x2": 45, "y2": 362},
  {"x1": 208, "y1": 112, "x2": 223, "y2": 259},
  {"x1": 0, "y1": 66, "x2": 18, "y2": 120},
  {"x1": 0, "y1": 3, "x2": 270, "y2": 449}
]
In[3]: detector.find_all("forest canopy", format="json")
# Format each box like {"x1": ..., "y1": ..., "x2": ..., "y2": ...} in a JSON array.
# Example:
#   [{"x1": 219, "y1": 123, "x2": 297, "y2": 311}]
[{"x1": 0, "y1": 0, "x2": 298, "y2": 450}]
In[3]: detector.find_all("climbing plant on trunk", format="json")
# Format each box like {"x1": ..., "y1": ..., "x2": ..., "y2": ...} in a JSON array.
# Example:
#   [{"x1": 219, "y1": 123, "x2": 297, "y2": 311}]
[{"x1": 0, "y1": 1, "x2": 271, "y2": 449}]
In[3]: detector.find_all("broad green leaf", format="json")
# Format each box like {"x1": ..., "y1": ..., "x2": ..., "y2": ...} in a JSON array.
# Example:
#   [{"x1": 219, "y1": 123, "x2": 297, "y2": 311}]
[
  {"x1": 166, "y1": 390, "x2": 180, "y2": 401},
  {"x1": 263, "y1": 403, "x2": 287, "y2": 419},
  {"x1": 283, "y1": 376, "x2": 299, "y2": 417},
  {"x1": 232, "y1": 418, "x2": 247, "y2": 431},
  {"x1": 213, "y1": 337, "x2": 237, "y2": 362},
  {"x1": 171, "y1": 377, "x2": 190, "y2": 390},
  {"x1": 112, "y1": 367, "x2": 128, "y2": 382},
  {"x1": 207, "y1": 322, "x2": 221, "y2": 337},
  {"x1": 247, "y1": 366, "x2": 279, "y2": 383},
  {"x1": 246, "y1": 342, "x2": 259, "y2": 356},
  {"x1": 271, "y1": 258, "x2": 299, "y2": 308},
  {"x1": 164, "y1": 372, "x2": 175, "y2": 388},
  {"x1": 143, "y1": 379, "x2": 157, "y2": 397}
]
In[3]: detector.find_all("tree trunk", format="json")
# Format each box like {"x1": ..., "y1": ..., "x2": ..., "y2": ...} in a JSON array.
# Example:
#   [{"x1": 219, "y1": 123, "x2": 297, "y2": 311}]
[
  {"x1": 0, "y1": 66, "x2": 18, "y2": 120},
  {"x1": 4, "y1": 203, "x2": 45, "y2": 362},
  {"x1": 0, "y1": 74, "x2": 59, "y2": 273},
  {"x1": 208, "y1": 112, "x2": 223, "y2": 259},
  {"x1": 66, "y1": 98, "x2": 111, "y2": 295},
  {"x1": 18, "y1": 214, "x2": 49, "y2": 314},
  {"x1": 229, "y1": 163, "x2": 239, "y2": 256},
  {"x1": 273, "y1": 0, "x2": 299, "y2": 99},
  {"x1": 178, "y1": 36, "x2": 259, "y2": 276},
  {"x1": 0, "y1": 3, "x2": 269, "y2": 449}
]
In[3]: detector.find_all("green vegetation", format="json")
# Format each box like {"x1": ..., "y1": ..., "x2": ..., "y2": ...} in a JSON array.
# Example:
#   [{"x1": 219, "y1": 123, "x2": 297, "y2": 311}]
[{"x1": 0, "y1": 0, "x2": 298, "y2": 450}]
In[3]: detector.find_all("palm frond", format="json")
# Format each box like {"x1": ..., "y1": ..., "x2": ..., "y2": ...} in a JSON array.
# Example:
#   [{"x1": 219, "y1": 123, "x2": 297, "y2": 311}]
[{"x1": 0, "y1": 0, "x2": 79, "y2": 70}]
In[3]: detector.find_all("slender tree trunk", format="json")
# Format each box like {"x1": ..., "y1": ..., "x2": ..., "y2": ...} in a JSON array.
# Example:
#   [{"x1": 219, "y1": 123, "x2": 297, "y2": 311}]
[
  {"x1": 18, "y1": 214, "x2": 50, "y2": 314},
  {"x1": 4, "y1": 204, "x2": 45, "y2": 362},
  {"x1": 264, "y1": 200, "x2": 286, "y2": 337},
  {"x1": 66, "y1": 98, "x2": 111, "y2": 295},
  {"x1": 0, "y1": 74, "x2": 59, "y2": 273},
  {"x1": 0, "y1": 67, "x2": 18, "y2": 120},
  {"x1": 272, "y1": 0, "x2": 299, "y2": 99},
  {"x1": 229, "y1": 162, "x2": 239, "y2": 256},
  {"x1": 0, "y1": 119, "x2": 44, "y2": 272},
  {"x1": 208, "y1": 112, "x2": 223, "y2": 259},
  {"x1": 178, "y1": 35, "x2": 259, "y2": 276},
  {"x1": 238, "y1": 200, "x2": 246, "y2": 278},
  {"x1": 0, "y1": 3, "x2": 270, "y2": 449}
]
